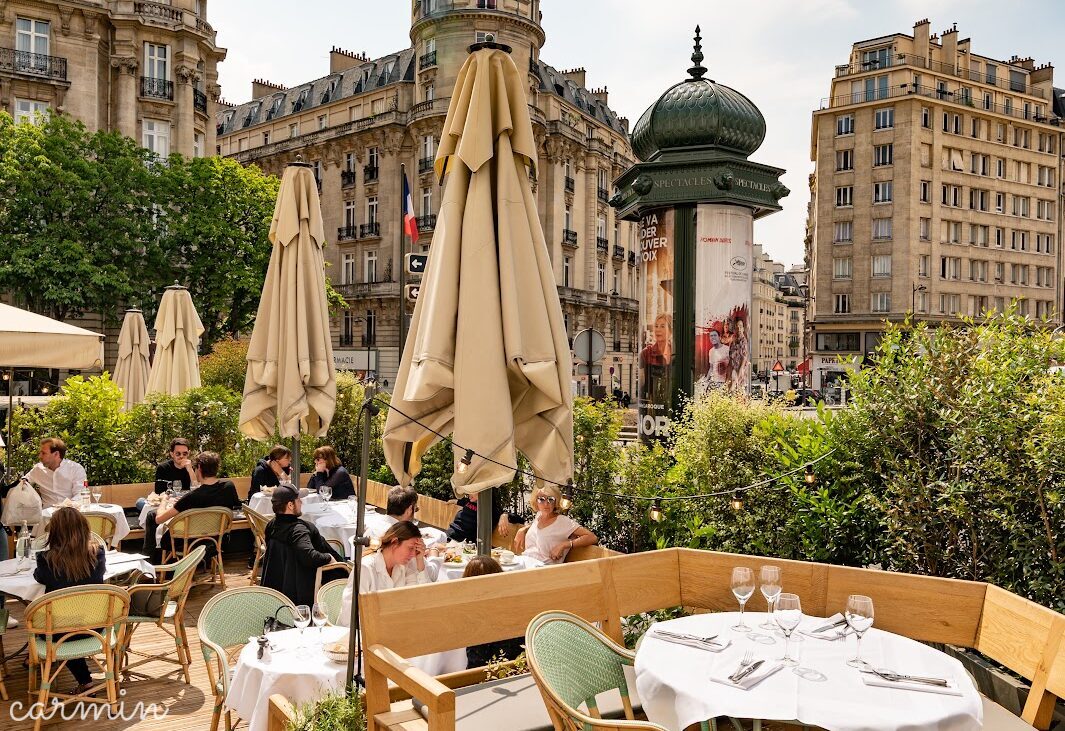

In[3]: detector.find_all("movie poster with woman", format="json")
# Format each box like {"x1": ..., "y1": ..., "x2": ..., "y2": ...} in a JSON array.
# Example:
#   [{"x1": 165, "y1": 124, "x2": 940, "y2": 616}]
[
  {"x1": 638, "y1": 207, "x2": 674, "y2": 442},
  {"x1": 694, "y1": 204, "x2": 753, "y2": 396}
]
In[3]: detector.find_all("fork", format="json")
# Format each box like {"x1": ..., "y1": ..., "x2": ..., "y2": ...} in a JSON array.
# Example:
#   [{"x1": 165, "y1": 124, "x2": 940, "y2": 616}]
[
  {"x1": 728, "y1": 650, "x2": 754, "y2": 681},
  {"x1": 657, "y1": 630, "x2": 719, "y2": 643}
]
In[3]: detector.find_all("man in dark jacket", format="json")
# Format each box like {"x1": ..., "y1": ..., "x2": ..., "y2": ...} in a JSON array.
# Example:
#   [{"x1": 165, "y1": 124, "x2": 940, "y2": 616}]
[
  {"x1": 445, "y1": 489, "x2": 526, "y2": 544},
  {"x1": 261, "y1": 485, "x2": 345, "y2": 607},
  {"x1": 250, "y1": 445, "x2": 292, "y2": 494}
]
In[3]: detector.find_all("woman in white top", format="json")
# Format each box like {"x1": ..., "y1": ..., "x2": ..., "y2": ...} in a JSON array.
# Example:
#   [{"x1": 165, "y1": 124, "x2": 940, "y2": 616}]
[
  {"x1": 338, "y1": 521, "x2": 438, "y2": 627},
  {"x1": 512, "y1": 485, "x2": 597, "y2": 564}
]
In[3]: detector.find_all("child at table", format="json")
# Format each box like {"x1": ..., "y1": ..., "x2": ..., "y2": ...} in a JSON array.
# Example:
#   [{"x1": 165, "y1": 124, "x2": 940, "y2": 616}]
[
  {"x1": 462, "y1": 557, "x2": 524, "y2": 667},
  {"x1": 33, "y1": 507, "x2": 106, "y2": 696}
]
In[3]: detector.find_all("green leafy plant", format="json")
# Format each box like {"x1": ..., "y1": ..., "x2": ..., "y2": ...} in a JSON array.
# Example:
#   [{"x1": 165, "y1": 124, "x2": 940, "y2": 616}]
[
  {"x1": 484, "y1": 650, "x2": 528, "y2": 680},
  {"x1": 199, "y1": 338, "x2": 250, "y2": 393},
  {"x1": 287, "y1": 688, "x2": 365, "y2": 731},
  {"x1": 622, "y1": 606, "x2": 689, "y2": 650}
]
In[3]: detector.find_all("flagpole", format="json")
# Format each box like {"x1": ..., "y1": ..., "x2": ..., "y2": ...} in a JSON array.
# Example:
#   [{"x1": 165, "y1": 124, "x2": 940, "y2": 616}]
[{"x1": 398, "y1": 164, "x2": 409, "y2": 365}]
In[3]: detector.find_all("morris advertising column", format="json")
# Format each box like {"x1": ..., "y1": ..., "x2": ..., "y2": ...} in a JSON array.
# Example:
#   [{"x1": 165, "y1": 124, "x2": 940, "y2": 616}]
[{"x1": 613, "y1": 28, "x2": 789, "y2": 443}]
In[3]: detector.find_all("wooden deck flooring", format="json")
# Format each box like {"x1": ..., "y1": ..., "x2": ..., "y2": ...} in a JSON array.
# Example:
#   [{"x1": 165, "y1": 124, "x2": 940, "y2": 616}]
[{"x1": 0, "y1": 553, "x2": 258, "y2": 731}]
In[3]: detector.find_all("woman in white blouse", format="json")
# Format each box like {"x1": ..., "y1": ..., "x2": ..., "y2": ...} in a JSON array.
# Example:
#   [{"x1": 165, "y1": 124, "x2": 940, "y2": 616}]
[
  {"x1": 337, "y1": 521, "x2": 438, "y2": 627},
  {"x1": 512, "y1": 485, "x2": 597, "y2": 564}
]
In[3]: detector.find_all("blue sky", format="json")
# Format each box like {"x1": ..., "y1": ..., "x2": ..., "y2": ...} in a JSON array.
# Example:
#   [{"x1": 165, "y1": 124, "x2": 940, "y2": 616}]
[{"x1": 211, "y1": 0, "x2": 1064, "y2": 267}]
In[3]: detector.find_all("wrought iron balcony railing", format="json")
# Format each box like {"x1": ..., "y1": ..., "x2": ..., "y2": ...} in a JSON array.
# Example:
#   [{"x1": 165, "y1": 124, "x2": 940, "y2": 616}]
[
  {"x1": 0, "y1": 47, "x2": 68, "y2": 81},
  {"x1": 364, "y1": 165, "x2": 379, "y2": 183},
  {"x1": 337, "y1": 226, "x2": 356, "y2": 241},
  {"x1": 562, "y1": 229, "x2": 578, "y2": 248},
  {"x1": 416, "y1": 214, "x2": 437, "y2": 229},
  {"x1": 564, "y1": 176, "x2": 575, "y2": 193},
  {"x1": 359, "y1": 223, "x2": 381, "y2": 239},
  {"x1": 628, "y1": 251, "x2": 637, "y2": 266},
  {"x1": 141, "y1": 76, "x2": 174, "y2": 101},
  {"x1": 341, "y1": 170, "x2": 357, "y2": 187},
  {"x1": 833, "y1": 52, "x2": 1046, "y2": 99},
  {"x1": 598, "y1": 187, "x2": 610, "y2": 202},
  {"x1": 419, "y1": 51, "x2": 437, "y2": 70},
  {"x1": 613, "y1": 244, "x2": 625, "y2": 260},
  {"x1": 819, "y1": 83, "x2": 1058, "y2": 124},
  {"x1": 418, "y1": 156, "x2": 434, "y2": 174},
  {"x1": 193, "y1": 88, "x2": 207, "y2": 113},
  {"x1": 596, "y1": 238, "x2": 609, "y2": 255}
]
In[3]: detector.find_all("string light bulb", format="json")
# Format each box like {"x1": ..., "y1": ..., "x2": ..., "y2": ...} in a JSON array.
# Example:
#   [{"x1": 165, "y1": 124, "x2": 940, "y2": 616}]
[
  {"x1": 730, "y1": 491, "x2": 744, "y2": 512},
  {"x1": 560, "y1": 481, "x2": 573, "y2": 511},
  {"x1": 2, "y1": 372, "x2": 8, "y2": 381},
  {"x1": 40, "y1": 385, "x2": 49, "y2": 394},
  {"x1": 804, "y1": 464, "x2": 816, "y2": 484},
  {"x1": 150, "y1": 408, "x2": 158, "y2": 417},
  {"x1": 457, "y1": 448, "x2": 474, "y2": 474},
  {"x1": 649, "y1": 498, "x2": 663, "y2": 522}
]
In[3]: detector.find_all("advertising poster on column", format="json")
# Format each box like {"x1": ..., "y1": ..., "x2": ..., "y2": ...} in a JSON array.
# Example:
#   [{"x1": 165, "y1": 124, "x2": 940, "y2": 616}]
[
  {"x1": 638, "y1": 208, "x2": 674, "y2": 442},
  {"x1": 694, "y1": 204, "x2": 753, "y2": 396}
]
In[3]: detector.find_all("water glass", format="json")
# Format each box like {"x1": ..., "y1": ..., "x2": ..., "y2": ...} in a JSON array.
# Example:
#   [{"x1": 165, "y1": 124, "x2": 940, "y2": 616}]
[
  {"x1": 312, "y1": 603, "x2": 328, "y2": 633},
  {"x1": 730, "y1": 566, "x2": 755, "y2": 632},
  {"x1": 845, "y1": 594, "x2": 875, "y2": 668},
  {"x1": 319, "y1": 483, "x2": 332, "y2": 502},
  {"x1": 759, "y1": 565, "x2": 782, "y2": 630},
  {"x1": 294, "y1": 604, "x2": 311, "y2": 638},
  {"x1": 774, "y1": 593, "x2": 802, "y2": 666}
]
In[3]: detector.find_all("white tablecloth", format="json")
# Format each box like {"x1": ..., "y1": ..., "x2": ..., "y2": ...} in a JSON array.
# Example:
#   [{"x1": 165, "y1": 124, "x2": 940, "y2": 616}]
[
  {"x1": 635, "y1": 612, "x2": 982, "y2": 731},
  {"x1": 0, "y1": 552, "x2": 155, "y2": 602},
  {"x1": 433, "y1": 554, "x2": 542, "y2": 582},
  {"x1": 226, "y1": 625, "x2": 348, "y2": 731},
  {"x1": 247, "y1": 491, "x2": 321, "y2": 516},
  {"x1": 37, "y1": 503, "x2": 131, "y2": 544}
]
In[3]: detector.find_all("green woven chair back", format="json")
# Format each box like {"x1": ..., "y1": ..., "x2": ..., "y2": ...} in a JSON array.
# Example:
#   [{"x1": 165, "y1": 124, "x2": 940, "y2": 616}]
[
  {"x1": 243, "y1": 506, "x2": 269, "y2": 543},
  {"x1": 197, "y1": 586, "x2": 295, "y2": 667},
  {"x1": 170, "y1": 507, "x2": 232, "y2": 539},
  {"x1": 83, "y1": 512, "x2": 117, "y2": 543},
  {"x1": 164, "y1": 544, "x2": 207, "y2": 602},
  {"x1": 317, "y1": 579, "x2": 348, "y2": 625},
  {"x1": 526, "y1": 611, "x2": 631, "y2": 716}
]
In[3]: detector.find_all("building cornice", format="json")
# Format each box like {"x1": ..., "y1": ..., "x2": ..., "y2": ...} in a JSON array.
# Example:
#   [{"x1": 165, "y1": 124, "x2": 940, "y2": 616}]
[{"x1": 411, "y1": 9, "x2": 545, "y2": 47}]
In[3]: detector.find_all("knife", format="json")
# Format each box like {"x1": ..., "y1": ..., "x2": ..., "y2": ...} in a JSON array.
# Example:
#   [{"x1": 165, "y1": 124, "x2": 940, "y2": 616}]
[
  {"x1": 863, "y1": 669, "x2": 949, "y2": 687},
  {"x1": 732, "y1": 659, "x2": 764, "y2": 684},
  {"x1": 811, "y1": 618, "x2": 847, "y2": 634}
]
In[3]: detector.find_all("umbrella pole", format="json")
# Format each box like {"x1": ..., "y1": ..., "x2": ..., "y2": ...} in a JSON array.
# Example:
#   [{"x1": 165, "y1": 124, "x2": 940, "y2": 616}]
[
  {"x1": 346, "y1": 382, "x2": 377, "y2": 691},
  {"x1": 476, "y1": 486, "x2": 493, "y2": 557},
  {"x1": 291, "y1": 435, "x2": 300, "y2": 492},
  {"x1": 4, "y1": 368, "x2": 12, "y2": 480}
]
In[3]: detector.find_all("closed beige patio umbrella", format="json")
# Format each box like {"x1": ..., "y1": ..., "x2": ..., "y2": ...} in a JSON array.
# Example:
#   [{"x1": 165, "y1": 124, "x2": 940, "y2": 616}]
[
  {"x1": 382, "y1": 45, "x2": 573, "y2": 497},
  {"x1": 113, "y1": 308, "x2": 150, "y2": 410},
  {"x1": 145, "y1": 284, "x2": 203, "y2": 396},
  {"x1": 238, "y1": 162, "x2": 336, "y2": 483}
]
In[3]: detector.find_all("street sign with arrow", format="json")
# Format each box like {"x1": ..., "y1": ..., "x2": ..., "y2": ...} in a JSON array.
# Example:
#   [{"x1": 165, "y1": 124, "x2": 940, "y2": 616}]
[
  {"x1": 405, "y1": 284, "x2": 421, "y2": 302},
  {"x1": 405, "y1": 253, "x2": 428, "y2": 276}
]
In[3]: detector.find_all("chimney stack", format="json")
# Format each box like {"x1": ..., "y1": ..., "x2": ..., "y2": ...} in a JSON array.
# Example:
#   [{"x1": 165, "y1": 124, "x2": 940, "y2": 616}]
[
  {"x1": 330, "y1": 46, "x2": 368, "y2": 74},
  {"x1": 560, "y1": 67, "x2": 586, "y2": 88},
  {"x1": 252, "y1": 78, "x2": 286, "y2": 100},
  {"x1": 913, "y1": 19, "x2": 930, "y2": 61}
]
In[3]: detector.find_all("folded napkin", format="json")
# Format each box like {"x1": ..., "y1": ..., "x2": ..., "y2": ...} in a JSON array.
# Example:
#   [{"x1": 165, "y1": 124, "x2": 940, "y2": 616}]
[
  {"x1": 710, "y1": 660, "x2": 785, "y2": 690},
  {"x1": 801, "y1": 613, "x2": 850, "y2": 640},
  {"x1": 861, "y1": 671, "x2": 962, "y2": 696},
  {"x1": 651, "y1": 632, "x2": 732, "y2": 652}
]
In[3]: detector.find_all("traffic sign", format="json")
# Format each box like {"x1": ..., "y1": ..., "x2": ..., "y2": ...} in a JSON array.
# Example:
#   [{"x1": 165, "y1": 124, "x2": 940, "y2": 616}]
[
  {"x1": 576, "y1": 364, "x2": 602, "y2": 376},
  {"x1": 572, "y1": 328, "x2": 606, "y2": 364},
  {"x1": 405, "y1": 253, "x2": 428, "y2": 276},
  {"x1": 772, "y1": 360, "x2": 785, "y2": 372},
  {"x1": 405, "y1": 284, "x2": 421, "y2": 302}
]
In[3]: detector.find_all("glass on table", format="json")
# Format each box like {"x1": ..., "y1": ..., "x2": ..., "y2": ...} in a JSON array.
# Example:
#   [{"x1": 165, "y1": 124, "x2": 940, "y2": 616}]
[
  {"x1": 319, "y1": 483, "x2": 333, "y2": 502},
  {"x1": 845, "y1": 594, "x2": 875, "y2": 668},
  {"x1": 774, "y1": 592, "x2": 802, "y2": 666},
  {"x1": 312, "y1": 603, "x2": 328, "y2": 634},
  {"x1": 758, "y1": 565, "x2": 782, "y2": 630},
  {"x1": 730, "y1": 566, "x2": 755, "y2": 632},
  {"x1": 294, "y1": 604, "x2": 311, "y2": 637}
]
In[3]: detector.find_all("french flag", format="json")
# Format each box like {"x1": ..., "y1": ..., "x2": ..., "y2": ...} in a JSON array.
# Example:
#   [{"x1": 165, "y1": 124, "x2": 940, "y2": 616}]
[{"x1": 402, "y1": 173, "x2": 419, "y2": 245}]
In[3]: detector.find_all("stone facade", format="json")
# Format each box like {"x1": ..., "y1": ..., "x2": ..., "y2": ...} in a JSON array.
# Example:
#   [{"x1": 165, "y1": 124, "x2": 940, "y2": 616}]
[
  {"x1": 807, "y1": 19, "x2": 1064, "y2": 389},
  {"x1": 0, "y1": 0, "x2": 225, "y2": 157},
  {"x1": 751, "y1": 244, "x2": 805, "y2": 377},
  {"x1": 216, "y1": 0, "x2": 640, "y2": 394}
]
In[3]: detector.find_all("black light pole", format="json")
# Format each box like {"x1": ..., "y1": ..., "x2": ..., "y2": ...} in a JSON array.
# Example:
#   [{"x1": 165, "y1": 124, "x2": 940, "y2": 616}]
[{"x1": 345, "y1": 382, "x2": 378, "y2": 692}]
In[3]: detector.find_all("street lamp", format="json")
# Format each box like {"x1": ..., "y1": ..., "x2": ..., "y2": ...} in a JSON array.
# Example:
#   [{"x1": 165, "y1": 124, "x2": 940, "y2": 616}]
[{"x1": 911, "y1": 283, "x2": 927, "y2": 319}]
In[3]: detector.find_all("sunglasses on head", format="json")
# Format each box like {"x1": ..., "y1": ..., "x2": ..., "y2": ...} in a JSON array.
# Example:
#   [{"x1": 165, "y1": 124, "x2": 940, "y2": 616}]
[{"x1": 536, "y1": 495, "x2": 556, "y2": 504}]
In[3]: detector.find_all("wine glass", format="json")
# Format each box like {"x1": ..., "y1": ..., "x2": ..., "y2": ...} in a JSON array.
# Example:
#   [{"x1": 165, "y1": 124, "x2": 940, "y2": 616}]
[
  {"x1": 312, "y1": 603, "x2": 328, "y2": 634},
  {"x1": 294, "y1": 604, "x2": 311, "y2": 638},
  {"x1": 319, "y1": 483, "x2": 332, "y2": 502},
  {"x1": 845, "y1": 595, "x2": 875, "y2": 668},
  {"x1": 774, "y1": 593, "x2": 802, "y2": 666},
  {"x1": 758, "y1": 565, "x2": 782, "y2": 630},
  {"x1": 730, "y1": 567, "x2": 755, "y2": 632}
]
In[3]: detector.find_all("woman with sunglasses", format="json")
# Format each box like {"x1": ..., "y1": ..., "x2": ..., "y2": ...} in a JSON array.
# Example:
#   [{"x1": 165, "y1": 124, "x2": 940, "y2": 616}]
[{"x1": 512, "y1": 485, "x2": 597, "y2": 564}]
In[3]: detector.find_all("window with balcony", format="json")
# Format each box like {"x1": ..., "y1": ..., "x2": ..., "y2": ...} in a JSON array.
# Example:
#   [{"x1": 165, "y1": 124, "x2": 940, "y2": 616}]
[
  {"x1": 16, "y1": 17, "x2": 49, "y2": 58},
  {"x1": 366, "y1": 196, "x2": 378, "y2": 226},
  {"x1": 368, "y1": 146, "x2": 379, "y2": 169},
  {"x1": 344, "y1": 200, "x2": 356, "y2": 228},
  {"x1": 864, "y1": 75, "x2": 889, "y2": 103},
  {"x1": 421, "y1": 186, "x2": 432, "y2": 217}
]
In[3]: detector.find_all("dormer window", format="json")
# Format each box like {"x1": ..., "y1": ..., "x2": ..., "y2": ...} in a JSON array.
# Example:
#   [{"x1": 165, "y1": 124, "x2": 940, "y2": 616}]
[
  {"x1": 267, "y1": 95, "x2": 284, "y2": 119},
  {"x1": 292, "y1": 87, "x2": 310, "y2": 113}
]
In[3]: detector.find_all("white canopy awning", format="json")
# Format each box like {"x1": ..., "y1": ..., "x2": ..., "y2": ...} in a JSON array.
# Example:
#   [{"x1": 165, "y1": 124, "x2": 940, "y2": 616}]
[{"x1": 0, "y1": 303, "x2": 104, "y2": 370}]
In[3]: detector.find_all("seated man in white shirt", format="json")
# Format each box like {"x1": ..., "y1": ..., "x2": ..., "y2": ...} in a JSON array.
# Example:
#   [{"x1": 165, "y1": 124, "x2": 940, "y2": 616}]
[
  {"x1": 365, "y1": 486, "x2": 446, "y2": 546},
  {"x1": 23, "y1": 437, "x2": 87, "y2": 507}
]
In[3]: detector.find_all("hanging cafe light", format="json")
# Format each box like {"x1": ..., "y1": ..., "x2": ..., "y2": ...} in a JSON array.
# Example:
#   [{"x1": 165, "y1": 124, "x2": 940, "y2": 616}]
[
  {"x1": 457, "y1": 448, "x2": 474, "y2": 474},
  {"x1": 804, "y1": 464, "x2": 816, "y2": 484},
  {"x1": 560, "y1": 481, "x2": 574, "y2": 511},
  {"x1": 649, "y1": 498, "x2": 664, "y2": 522}
]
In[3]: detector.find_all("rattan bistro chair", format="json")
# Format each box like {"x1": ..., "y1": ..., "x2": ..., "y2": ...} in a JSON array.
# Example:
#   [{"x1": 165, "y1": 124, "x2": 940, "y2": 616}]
[
  {"x1": 197, "y1": 586, "x2": 296, "y2": 731},
  {"x1": 25, "y1": 584, "x2": 130, "y2": 731},
  {"x1": 82, "y1": 512, "x2": 118, "y2": 549},
  {"x1": 316, "y1": 578, "x2": 348, "y2": 626},
  {"x1": 526, "y1": 610, "x2": 668, "y2": 731},
  {"x1": 243, "y1": 505, "x2": 270, "y2": 584},
  {"x1": 161, "y1": 507, "x2": 233, "y2": 589},
  {"x1": 118, "y1": 545, "x2": 205, "y2": 684}
]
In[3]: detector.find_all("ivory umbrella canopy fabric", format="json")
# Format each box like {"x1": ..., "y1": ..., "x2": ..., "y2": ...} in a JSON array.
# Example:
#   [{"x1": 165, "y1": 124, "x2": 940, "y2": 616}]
[
  {"x1": 145, "y1": 285, "x2": 204, "y2": 396},
  {"x1": 382, "y1": 48, "x2": 574, "y2": 495},
  {"x1": 113, "y1": 309, "x2": 150, "y2": 410},
  {"x1": 238, "y1": 163, "x2": 336, "y2": 441},
  {"x1": 0, "y1": 303, "x2": 104, "y2": 370}
]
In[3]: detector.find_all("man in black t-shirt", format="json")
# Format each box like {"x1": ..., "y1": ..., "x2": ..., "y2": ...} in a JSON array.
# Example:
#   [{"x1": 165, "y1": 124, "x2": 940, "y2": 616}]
[
  {"x1": 136, "y1": 438, "x2": 197, "y2": 512},
  {"x1": 142, "y1": 451, "x2": 241, "y2": 563}
]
